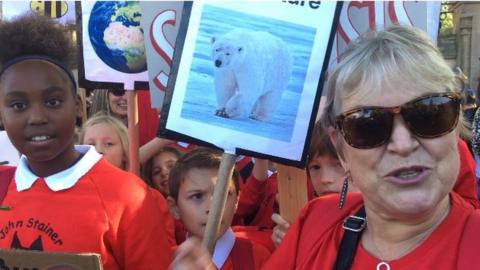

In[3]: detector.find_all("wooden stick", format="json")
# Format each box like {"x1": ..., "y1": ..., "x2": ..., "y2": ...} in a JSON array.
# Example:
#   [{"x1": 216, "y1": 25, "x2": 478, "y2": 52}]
[
  {"x1": 126, "y1": 91, "x2": 140, "y2": 176},
  {"x1": 277, "y1": 164, "x2": 308, "y2": 224},
  {"x1": 202, "y1": 152, "x2": 236, "y2": 254}
]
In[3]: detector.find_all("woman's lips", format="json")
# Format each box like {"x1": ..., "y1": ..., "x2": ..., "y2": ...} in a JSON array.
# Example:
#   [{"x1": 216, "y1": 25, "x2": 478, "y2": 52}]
[{"x1": 384, "y1": 166, "x2": 431, "y2": 185}]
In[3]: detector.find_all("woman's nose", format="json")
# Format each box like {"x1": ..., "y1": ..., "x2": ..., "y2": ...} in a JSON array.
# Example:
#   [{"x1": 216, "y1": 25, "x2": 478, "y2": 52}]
[{"x1": 387, "y1": 116, "x2": 420, "y2": 156}]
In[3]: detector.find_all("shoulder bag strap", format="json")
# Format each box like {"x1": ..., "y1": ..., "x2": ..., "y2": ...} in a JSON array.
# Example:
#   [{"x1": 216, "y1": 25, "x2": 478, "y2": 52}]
[{"x1": 333, "y1": 206, "x2": 366, "y2": 270}]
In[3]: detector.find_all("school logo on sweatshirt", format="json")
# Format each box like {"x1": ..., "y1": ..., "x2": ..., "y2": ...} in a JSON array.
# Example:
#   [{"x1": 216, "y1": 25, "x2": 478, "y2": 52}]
[
  {"x1": 0, "y1": 218, "x2": 63, "y2": 250},
  {"x1": 10, "y1": 231, "x2": 43, "y2": 250}
]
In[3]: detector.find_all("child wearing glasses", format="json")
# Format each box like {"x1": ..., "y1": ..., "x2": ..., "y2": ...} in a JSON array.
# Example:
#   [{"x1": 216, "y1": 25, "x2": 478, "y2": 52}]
[{"x1": 0, "y1": 15, "x2": 172, "y2": 269}]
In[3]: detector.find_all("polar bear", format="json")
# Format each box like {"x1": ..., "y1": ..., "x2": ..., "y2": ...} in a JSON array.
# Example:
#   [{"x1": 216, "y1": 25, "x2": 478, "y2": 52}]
[{"x1": 211, "y1": 28, "x2": 292, "y2": 121}]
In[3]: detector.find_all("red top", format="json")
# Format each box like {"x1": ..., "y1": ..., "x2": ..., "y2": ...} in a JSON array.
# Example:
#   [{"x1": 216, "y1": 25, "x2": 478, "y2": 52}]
[
  {"x1": 236, "y1": 173, "x2": 278, "y2": 228},
  {"x1": 455, "y1": 139, "x2": 479, "y2": 208},
  {"x1": 137, "y1": 90, "x2": 159, "y2": 147},
  {"x1": 232, "y1": 225, "x2": 276, "y2": 253},
  {"x1": 0, "y1": 159, "x2": 172, "y2": 270},
  {"x1": 263, "y1": 192, "x2": 475, "y2": 269},
  {"x1": 221, "y1": 237, "x2": 271, "y2": 270}
]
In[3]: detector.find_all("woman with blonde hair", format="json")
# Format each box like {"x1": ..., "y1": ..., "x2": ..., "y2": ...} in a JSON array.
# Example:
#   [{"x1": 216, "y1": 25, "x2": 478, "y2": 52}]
[
  {"x1": 264, "y1": 25, "x2": 480, "y2": 269},
  {"x1": 170, "y1": 25, "x2": 480, "y2": 270}
]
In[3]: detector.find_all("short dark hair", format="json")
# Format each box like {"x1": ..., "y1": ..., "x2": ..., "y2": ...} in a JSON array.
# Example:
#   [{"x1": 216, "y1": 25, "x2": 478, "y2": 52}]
[
  {"x1": 168, "y1": 147, "x2": 240, "y2": 201},
  {"x1": 0, "y1": 15, "x2": 73, "y2": 67},
  {"x1": 308, "y1": 121, "x2": 338, "y2": 162}
]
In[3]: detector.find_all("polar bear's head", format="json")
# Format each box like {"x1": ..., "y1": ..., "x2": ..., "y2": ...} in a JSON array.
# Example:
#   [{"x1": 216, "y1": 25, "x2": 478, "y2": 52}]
[{"x1": 210, "y1": 36, "x2": 246, "y2": 70}]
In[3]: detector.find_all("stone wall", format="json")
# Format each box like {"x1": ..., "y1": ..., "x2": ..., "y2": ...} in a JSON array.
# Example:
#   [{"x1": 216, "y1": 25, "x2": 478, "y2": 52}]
[{"x1": 452, "y1": 2, "x2": 480, "y2": 92}]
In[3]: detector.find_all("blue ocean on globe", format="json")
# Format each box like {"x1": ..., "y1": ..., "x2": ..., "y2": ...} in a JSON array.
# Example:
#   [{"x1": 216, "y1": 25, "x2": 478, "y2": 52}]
[{"x1": 88, "y1": 1, "x2": 146, "y2": 74}]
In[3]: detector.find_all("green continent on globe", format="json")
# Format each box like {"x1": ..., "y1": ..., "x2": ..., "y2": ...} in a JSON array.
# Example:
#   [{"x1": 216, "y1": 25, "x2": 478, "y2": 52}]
[{"x1": 103, "y1": 2, "x2": 145, "y2": 71}]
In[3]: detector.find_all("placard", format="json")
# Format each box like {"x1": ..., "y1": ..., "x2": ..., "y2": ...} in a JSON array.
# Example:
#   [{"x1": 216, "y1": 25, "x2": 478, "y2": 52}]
[
  {"x1": 2, "y1": 1, "x2": 76, "y2": 24},
  {"x1": 0, "y1": 249, "x2": 102, "y2": 270},
  {"x1": 140, "y1": 1, "x2": 185, "y2": 109},
  {"x1": 76, "y1": 1, "x2": 148, "y2": 90},
  {"x1": 159, "y1": 1, "x2": 341, "y2": 167}
]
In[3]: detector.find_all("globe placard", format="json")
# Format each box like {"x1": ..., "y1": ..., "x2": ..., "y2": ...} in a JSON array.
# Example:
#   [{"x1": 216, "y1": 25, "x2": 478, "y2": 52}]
[{"x1": 88, "y1": 1, "x2": 146, "y2": 74}]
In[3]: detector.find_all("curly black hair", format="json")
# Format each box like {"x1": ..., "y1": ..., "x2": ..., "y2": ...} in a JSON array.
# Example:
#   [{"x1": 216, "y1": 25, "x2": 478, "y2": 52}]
[{"x1": 0, "y1": 15, "x2": 73, "y2": 67}]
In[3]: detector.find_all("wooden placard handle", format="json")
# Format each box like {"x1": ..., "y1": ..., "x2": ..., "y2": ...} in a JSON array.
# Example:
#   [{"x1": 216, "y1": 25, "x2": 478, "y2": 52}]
[
  {"x1": 277, "y1": 164, "x2": 308, "y2": 224},
  {"x1": 126, "y1": 91, "x2": 140, "y2": 176},
  {"x1": 202, "y1": 152, "x2": 236, "y2": 254}
]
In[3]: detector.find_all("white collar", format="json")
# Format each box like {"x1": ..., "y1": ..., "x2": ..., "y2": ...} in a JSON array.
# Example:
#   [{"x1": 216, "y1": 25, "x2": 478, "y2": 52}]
[
  {"x1": 15, "y1": 145, "x2": 102, "y2": 192},
  {"x1": 212, "y1": 228, "x2": 236, "y2": 269}
]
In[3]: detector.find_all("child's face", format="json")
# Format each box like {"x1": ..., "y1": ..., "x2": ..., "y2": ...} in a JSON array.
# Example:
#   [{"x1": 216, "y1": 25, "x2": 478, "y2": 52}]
[
  {"x1": 0, "y1": 60, "x2": 81, "y2": 175},
  {"x1": 151, "y1": 151, "x2": 178, "y2": 197},
  {"x1": 172, "y1": 167, "x2": 238, "y2": 240},
  {"x1": 82, "y1": 122, "x2": 126, "y2": 169},
  {"x1": 308, "y1": 154, "x2": 346, "y2": 196}
]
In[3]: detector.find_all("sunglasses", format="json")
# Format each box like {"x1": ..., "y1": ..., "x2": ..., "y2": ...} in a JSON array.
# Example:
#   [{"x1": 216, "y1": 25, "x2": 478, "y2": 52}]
[
  {"x1": 335, "y1": 93, "x2": 461, "y2": 149},
  {"x1": 109, "y1": 89, "x2": 126, "y2": 97}
]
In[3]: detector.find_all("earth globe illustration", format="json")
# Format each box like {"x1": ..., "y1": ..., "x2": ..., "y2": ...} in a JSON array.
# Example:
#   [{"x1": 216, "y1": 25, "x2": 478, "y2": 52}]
[{"x1": 88, "y1": 1, "x2": 146, "y2": 74}]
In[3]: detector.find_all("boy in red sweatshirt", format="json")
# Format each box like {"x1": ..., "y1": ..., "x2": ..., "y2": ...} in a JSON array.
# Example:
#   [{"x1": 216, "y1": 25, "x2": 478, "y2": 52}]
[{"x1": 167, "y1": 148, "x2": 270, "y2": 269}]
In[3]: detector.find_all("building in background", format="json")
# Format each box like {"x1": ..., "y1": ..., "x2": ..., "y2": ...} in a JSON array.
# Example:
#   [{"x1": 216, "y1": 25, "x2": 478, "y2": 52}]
[{"x1": 450, "y1": 1, "x2": 480, "y2": 92}]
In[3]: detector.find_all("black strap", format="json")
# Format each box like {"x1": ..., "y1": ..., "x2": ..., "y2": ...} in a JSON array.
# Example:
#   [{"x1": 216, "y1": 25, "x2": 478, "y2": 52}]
[{"x1": 333, "y1": 207, "x2": 366, "y2": 270}]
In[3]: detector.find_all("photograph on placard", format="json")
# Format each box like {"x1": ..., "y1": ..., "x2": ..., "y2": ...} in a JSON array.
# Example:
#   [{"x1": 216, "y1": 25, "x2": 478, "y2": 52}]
[{"x1": 161, "y1": 2, "x2": 341, "y2": 166}]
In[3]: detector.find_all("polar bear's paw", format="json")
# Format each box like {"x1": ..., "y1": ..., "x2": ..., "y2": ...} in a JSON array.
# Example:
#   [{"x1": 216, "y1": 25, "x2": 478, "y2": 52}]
[
  {"x1": 249, "y1": 112, "x2": 268, "y2": 121},
  {"x1": 215, "y1": 108, "x2": 230, "y2": 118}
]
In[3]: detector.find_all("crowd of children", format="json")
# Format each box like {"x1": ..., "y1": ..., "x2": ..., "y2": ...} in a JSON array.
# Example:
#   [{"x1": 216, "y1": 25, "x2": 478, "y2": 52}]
[{"x1": 1, "y1": 14, "x2": 480, "y2": 270}]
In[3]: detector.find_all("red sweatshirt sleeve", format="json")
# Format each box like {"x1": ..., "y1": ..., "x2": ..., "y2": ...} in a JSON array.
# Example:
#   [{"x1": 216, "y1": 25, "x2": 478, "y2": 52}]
[
  {"x1": 236, "y1": 174, "x2": 269, "y2": 218},
  {"x1": 262, "y1": 199, "x2": 309, "y2": 269},
  {"x1": 96, "y1": 168, "x2": 173, "y2": 270}
]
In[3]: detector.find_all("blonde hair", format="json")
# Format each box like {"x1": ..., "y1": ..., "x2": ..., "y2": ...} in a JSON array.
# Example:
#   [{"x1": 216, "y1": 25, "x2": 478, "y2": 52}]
[
  {"x1": 321, "y1": 25, "x2": 469, "y2": 141},
  {"x1": 79, "y1": 113, "x2": 129, "y2": 168}
]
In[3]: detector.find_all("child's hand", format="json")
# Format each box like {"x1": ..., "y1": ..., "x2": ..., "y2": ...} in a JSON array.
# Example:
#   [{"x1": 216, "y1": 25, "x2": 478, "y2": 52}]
[
  {"x1": 170, "y1": 238, "x2": 217, "y2": 270},
  {"x1": 271, "y1": 213, "x2": 290, "y2": 247}
]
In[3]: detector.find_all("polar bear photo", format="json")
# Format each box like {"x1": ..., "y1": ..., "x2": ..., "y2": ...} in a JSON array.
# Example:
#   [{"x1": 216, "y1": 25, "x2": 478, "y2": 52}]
[{"x1": 211, "y1": 28, "x2": 292, "y2": 121}]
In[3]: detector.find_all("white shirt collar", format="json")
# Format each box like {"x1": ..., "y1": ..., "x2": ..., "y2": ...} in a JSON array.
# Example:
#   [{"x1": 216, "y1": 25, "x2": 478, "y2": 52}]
[
  {"x1": 212, "y1": 228, "x2": 236, "y2": 269},
  {"x1": 15, "y1": 145, "x2": 102, "y2": 192}
]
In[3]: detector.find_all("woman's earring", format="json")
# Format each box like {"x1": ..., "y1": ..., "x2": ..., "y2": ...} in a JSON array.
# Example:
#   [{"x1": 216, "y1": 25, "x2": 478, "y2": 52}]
[{"x1": 338, "y1": 174, "x2": 350, "y2": 209}]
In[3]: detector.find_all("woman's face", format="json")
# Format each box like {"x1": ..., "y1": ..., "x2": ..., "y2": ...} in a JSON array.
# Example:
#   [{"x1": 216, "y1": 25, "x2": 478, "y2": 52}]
[
  {"x1": 83, "y1": 122, "x2": 126, "y2": 169},
  {"x1": 108, "y1": 90, "x2": 127, "y2": 119},
  {"x1": 151, "y1": 151, "x2": 179, "y2": 197},
  {"x1": 333, "y1": 86, "x2": 459, "y2": 218}
]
